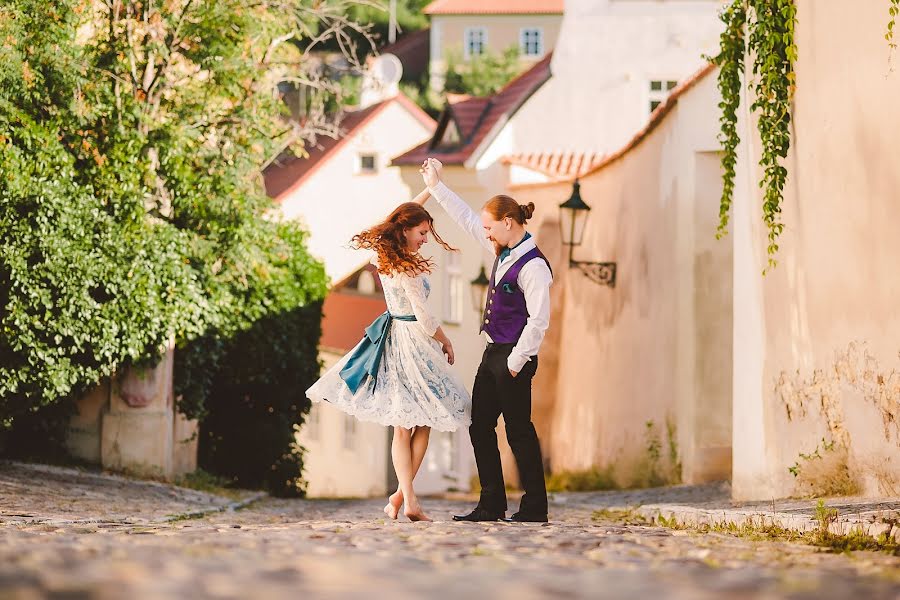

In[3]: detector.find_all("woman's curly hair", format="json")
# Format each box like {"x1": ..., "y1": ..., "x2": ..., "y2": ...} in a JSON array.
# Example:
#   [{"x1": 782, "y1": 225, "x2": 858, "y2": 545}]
[{"x1": 351, "y1": 202, "x2": 456, "y2": 275}]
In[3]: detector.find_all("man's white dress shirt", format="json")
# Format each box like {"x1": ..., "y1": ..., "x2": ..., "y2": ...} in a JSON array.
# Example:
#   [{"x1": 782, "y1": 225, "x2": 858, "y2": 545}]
[{"x1": 428, "y1": 182, "x2": 552, "y2": 374}]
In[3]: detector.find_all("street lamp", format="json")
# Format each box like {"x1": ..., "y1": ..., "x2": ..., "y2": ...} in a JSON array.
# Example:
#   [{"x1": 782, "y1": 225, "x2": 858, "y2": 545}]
[
  {"x1": 559, "y1": 179, "x2": 617, "y2": 287},
  {"x1": 469, "y1": 265, "x2": 490, "y2": 313}
]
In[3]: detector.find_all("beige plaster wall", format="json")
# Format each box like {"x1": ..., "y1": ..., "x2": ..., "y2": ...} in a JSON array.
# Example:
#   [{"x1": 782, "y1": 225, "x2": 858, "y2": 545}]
[
  {"x1": 731, "y1": 0, "x2": 900, "y2": 500},
  {"x1": 511, "y1": 72, "x2": 732, "y2": 487}
]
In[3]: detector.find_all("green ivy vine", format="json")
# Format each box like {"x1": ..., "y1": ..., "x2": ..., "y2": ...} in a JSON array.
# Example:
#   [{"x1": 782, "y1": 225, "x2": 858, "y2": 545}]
[
  {"x1": 715, "y1": 1, "x2": 898, "y2": 271},
  {"x1": 888, "y1": 0, "x2": 900, "y2": 53},
  {"x1": 713, "y1": 0, "x2": 797, "y2": 272}
]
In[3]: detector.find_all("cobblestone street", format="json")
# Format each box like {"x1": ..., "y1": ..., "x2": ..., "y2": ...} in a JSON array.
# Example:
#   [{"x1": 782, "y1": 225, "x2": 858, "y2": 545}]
[{"x1": 1, "y1": 463, "x2": 898, "y2": 599}]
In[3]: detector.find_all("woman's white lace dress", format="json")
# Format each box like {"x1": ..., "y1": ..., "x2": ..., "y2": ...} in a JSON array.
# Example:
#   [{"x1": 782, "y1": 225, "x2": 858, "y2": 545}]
[{"x1": 305, "y1": 267, "x2": 471, "y2": 432}]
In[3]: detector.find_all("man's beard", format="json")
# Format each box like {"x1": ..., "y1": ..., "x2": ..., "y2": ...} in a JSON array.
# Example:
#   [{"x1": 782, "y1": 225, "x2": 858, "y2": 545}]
[{"x1": 491, "y1": 240, "x2": 504, "y2": 256}]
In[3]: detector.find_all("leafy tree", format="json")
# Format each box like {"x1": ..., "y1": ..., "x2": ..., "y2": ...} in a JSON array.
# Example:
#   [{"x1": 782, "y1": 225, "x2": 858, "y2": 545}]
[
  {"x1": 444, "y1": 46, "x2": 524, "y2": 97},
  {"x1": 0, "y1": 0, "x2": 366, "y2": 493},
  {"x1": 327, "y1": 0, "x2": 432, "y2": 51}
]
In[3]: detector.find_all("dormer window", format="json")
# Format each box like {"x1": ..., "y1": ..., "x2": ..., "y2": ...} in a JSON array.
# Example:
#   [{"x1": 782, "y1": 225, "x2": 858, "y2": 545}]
[{"x1": 433, "y1": 115, "x2": 461, "y2": 150}]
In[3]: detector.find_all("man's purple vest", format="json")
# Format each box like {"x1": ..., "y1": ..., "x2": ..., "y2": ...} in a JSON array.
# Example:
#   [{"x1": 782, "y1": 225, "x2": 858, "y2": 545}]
[{"x1": 480, "y1": 247, "x2": 551, "y2": 344}]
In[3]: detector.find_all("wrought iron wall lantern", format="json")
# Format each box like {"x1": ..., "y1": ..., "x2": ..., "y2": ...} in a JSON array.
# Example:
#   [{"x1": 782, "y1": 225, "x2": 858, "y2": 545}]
[
  {"x1": 558, "y1": 179, "x2": 617, "y2": 287},
  {"x1": 469, "y1": 265, "x2": 490, "y2": 312}
]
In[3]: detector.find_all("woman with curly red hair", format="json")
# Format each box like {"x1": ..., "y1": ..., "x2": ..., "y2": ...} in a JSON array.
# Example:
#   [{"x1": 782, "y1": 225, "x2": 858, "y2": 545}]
[{"x1": 306, "y1": 191, "x2": 471, "y2": 522}]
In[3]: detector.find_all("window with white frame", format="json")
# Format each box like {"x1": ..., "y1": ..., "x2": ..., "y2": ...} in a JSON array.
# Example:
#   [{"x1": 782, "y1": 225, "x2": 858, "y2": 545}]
[
  {"x1": 464, "y1": 27, "x2": 487, "y2": 59},
  {"x1": 443, "y1": 250, "x2": 464, "y2": 324},
  {"x1": 343, "y1": 413, "x2": 357, "y2": 450},
  {"x1": 648, "y1": 79, "x2": 679, "y2": 114},
  {"x1": 358, "y1": 153, "x2": 377, "y2": 174},
  {"x1": 520, "y1": 28, "x2": 543, "y2": 57}
]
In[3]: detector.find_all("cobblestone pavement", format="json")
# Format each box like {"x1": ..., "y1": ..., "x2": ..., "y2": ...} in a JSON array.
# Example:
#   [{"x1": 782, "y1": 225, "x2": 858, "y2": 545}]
[
  {"x1": 0, "y1": 461, "x2": 239, "y2": 525},
  {"x1": 1, "y1": 464, "x2": 898, "y2": 600}
]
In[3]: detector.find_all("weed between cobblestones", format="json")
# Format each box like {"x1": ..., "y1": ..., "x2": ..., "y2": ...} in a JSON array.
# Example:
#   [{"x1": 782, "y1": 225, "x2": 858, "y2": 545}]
[
  {"x1": 591, "y1": 509, "x2": 649, "y2": 526},
  {"x1": 173, "y1": 470, "x2": 247, "y2": 501}
]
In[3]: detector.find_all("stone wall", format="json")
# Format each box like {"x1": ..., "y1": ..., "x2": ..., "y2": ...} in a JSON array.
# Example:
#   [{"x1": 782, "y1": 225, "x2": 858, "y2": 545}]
[{"x1": 66, "y1": 339, "x2": 198, "y2": 479}]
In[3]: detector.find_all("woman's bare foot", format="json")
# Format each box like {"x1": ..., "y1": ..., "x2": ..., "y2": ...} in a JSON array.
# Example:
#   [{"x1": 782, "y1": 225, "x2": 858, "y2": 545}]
[
  {"x1": 404, "y1": 504, "x2": 432, "y2": 522},
  {"x1": 383, "y1": 490, "x2": 403, "y2": 520}
]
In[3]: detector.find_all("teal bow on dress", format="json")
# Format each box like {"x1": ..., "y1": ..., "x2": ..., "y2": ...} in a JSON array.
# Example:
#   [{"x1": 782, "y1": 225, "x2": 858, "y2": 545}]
[{"x1": 339, "y1": 311, "x2": 417, "y2": 393}]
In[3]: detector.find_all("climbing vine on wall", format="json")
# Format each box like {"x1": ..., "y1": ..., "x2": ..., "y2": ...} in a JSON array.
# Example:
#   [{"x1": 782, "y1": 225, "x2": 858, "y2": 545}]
[
  {"x1": 888, "y1": 0, "x2": 900, "y2": 52},
  {"x1": 713, "y1": 0, "x2": 797, "y2": 272},
  {"x1": 714, "y1": 0, "x2": 899, "y2": 271}
]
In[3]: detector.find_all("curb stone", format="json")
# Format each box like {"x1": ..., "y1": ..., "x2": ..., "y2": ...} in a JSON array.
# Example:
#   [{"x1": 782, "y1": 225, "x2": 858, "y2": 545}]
[{"x1": 635, "y1": 505, "x2": 900, "y2": 541}]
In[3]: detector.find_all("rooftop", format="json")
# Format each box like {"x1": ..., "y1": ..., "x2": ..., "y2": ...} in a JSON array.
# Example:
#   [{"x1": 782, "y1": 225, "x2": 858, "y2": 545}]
[
  {"x1": 392, "y1": 53, "x2": 553, "y2": 167},
  {"x1": 264, "y1": 94, "x2": 435, "y2": 200},
  {"x1": 424, "y1": 0, "x2": 564, "y2": 15}
]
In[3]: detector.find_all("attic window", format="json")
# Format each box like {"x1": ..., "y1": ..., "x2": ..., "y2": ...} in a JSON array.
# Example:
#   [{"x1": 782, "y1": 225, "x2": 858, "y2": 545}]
[
  {"x1": 358, "y1": 153, "x2": 377, "y2": 173},
  {"x1": 434, "y1": 118, "x2": 461, "y2": 150}
]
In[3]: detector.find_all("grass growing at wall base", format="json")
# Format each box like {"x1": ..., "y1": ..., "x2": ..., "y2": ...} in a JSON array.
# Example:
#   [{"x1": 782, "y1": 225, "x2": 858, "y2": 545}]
[
  {"x1": 546, "y1": 466, "x2": 619, "y2": 493},
  {"x1": 173, "y1": 469, "x2": 248, "y2": 501},
  {"x1": 545, "y1": 421, "x2": 682, "y2": 493},
  {"x1": 621, "y1": 503, "x2": 900, "y2": 557}
]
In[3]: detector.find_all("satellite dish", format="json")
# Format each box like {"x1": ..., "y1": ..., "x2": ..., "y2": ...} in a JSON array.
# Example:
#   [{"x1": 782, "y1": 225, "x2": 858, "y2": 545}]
[{"x1": 371, "y1": 53, "x2": 403, "y2": 86}]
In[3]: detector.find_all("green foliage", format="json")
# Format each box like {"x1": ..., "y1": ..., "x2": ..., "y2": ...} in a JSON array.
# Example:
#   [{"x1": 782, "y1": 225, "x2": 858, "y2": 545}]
[
  {"x1": 545, "y1": 466, "x2": 617, "y2": 493},
  {"x1": 650, "y1": 509, "x2": 900, "y2": 556},
  {"x1": 173, "y1": 469, "x2": 246, "y2": 500},
  {"x1": 813, "y1": 498, "x2": 838, "y2": 532},
  {"x1": 195, "y1": 302, "x2": 323, "y2": 497},
  {"x1": 591, "y1": 508, "x2": 649, "y2": 526},
  {"x1": 712, "y1": 1, "x2": 746, "y2": 245},
  {"x1": 342, "y1": 0, "x2": 431, "y2": 49},
  {"x1": 400, "y1": 78, "x2": 444, "y2": 119},
  {"x1": 444, "y1": 46, "x2": 524, "y2": 97},
  {"x1": 713, "y1": 1, "x2": 796, "y2": 273},
  {"x1": 0, "y1": 0, "x2": 360, "y2": 489},
  {"x1": 788, "y1": 437, "x2": 835, "y2": 477},
  {"x1": 888, "y1": 0, "x2": 900, "y2": 52}
]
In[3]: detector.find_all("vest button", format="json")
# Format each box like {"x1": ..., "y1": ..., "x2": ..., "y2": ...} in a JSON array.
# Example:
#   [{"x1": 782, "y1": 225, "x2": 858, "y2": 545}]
[
  {"x1": 487, "y1": 310, "x2": 491, "y2": 314},
  {"x1": 484, "y1": 319, "x2": 490, "y2": 324}
]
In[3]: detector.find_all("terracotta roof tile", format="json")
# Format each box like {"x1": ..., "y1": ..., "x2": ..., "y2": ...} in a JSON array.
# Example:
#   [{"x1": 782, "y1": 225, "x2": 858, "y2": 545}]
[
  {"x1": 392, "y1": 52, "x2": 553, "y2": 166},
  {"x1": 320, "y1": 291, "x2": 387, "y2": 353},
  {"x1": 502, "y1": 150, "x2": 606, "y2": 179},
  {"x1": 320, "y1": 264, "x2": 387, "y2": 353},
  {"x1": 424, "y1": 0, "x2": 564, "y2": 15},
  {"x1": 509, "y1": 62, "x2": 717, "y2": 189}
]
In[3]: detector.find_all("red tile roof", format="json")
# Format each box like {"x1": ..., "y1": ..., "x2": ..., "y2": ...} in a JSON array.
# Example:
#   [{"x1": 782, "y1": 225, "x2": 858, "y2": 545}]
[
  {"x1": 502, "y1": 150, "x2": 606, "y2": 179},
  {"x1": 320, "y1": 291, "x2": 387, "y2": 353},
  {"x1": 509, "y1": 62, "x2": 717, "y2": 190},
  {"x1": 424, "y1": 0, "x2": 564, "y2": 15},
  {"x1": 392, "y1": 53, "x2": 553, "y2": 167},
  {"x1": 264, "y1": 94, "x2": 436, "y2": 201},
  {"x1": 320, "y1": 264, "x2": 387, "y2": 353}
]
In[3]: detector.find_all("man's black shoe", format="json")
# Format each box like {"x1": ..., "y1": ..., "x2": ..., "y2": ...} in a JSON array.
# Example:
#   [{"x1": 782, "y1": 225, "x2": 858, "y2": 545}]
[
  {"x1": 502, "y1": 512, "x2": 548, "y2": 523},
  {"x1": 452, "y1": 507, "x2": 505, "y2": 522}
]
